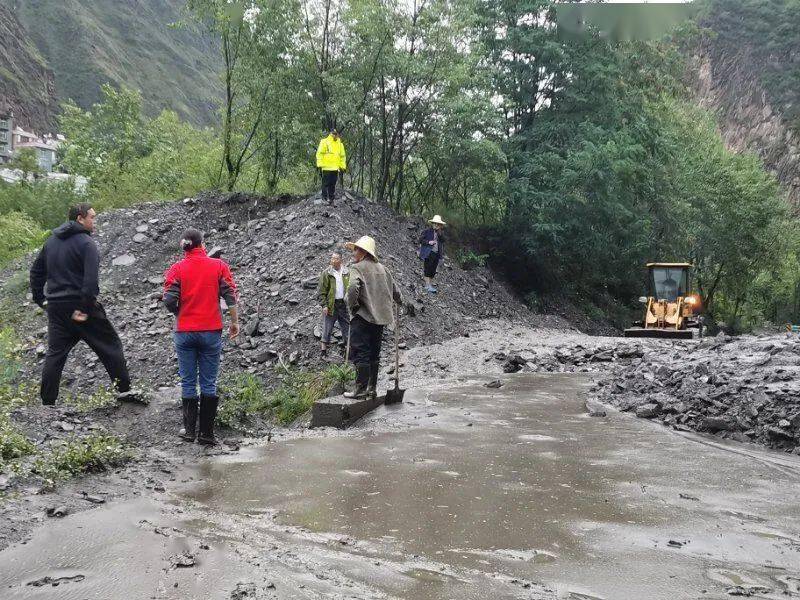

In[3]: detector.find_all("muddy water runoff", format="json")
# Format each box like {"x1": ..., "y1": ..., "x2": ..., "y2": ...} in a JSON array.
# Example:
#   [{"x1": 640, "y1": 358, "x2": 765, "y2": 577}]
[{"x1": 4, "y1": 373, "x2": 800, "y2": 599}]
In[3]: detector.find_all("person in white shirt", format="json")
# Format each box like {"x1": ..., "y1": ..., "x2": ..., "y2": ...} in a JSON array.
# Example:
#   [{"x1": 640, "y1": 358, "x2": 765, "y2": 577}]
[{"x1": 317, "y1": 251, "x2": 350, "y2": 355}]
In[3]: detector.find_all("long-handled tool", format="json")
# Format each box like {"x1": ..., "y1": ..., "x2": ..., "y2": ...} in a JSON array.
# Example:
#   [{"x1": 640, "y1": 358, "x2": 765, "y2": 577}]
[
  {"x1": 344, "y1": 323, "x2": 351, "y2": 364},
  {"x1": 385, "y1": 303, "x2": 405, "y2": 404}
]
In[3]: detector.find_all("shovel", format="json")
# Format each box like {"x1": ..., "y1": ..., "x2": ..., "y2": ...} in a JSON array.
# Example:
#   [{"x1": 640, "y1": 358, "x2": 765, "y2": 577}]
[{"x1": 385, "y1": 303, "x2": 405, "y2": 405}]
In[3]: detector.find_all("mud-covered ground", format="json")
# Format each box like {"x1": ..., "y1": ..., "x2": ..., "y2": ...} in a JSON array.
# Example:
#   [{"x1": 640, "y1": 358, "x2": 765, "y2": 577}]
[
  {"x1": 0, "y1": 189, "x2": 579, "y2": 552},
  {"x1": 3, "y1": 343, "x2": 800, "y2": 599},
  {"x1": 0, "y1": 321, "x2": 610, "y2": 553}
]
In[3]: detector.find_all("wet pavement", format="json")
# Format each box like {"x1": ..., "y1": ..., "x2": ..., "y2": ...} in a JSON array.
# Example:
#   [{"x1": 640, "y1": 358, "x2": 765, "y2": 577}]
[{"x1": 3, "y1": 373, "x2": 800, "y2": 599}]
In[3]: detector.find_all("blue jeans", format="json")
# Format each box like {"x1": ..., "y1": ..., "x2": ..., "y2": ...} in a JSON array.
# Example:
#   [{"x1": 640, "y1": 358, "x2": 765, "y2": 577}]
[{"x1": 173, "y1": 331, "x2": 222, "y2": 398}]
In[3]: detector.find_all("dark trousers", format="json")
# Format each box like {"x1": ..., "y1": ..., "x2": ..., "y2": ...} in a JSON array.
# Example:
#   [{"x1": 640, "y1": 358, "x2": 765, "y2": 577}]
[
  {"x1": 322, "y1": 299, "x2": 350, "y2": 344},
  {"x1": 321, "y1": 170, "x2": 338, "y2": 201},
  {"x1": 423, "y1": 252, "x2": 440, "y2": 278},
  {"x1": 349, "y1": 315, "x2": 383, "y2": 367},
  {"x1": 41, "y1": 303, "x2": 131, "y2": 404}
]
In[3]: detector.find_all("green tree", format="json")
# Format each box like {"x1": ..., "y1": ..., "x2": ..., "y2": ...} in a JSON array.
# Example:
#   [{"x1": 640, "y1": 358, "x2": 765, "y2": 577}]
[
  {"x1": 185, "y1": 0, "x2": 301, "y2": 191},
  {"x1": 59, "y1": 84, "x2": 151, "y2": 183},
  {"x1": 8, "y1": 148, "x2": 42, "y2": 183}
]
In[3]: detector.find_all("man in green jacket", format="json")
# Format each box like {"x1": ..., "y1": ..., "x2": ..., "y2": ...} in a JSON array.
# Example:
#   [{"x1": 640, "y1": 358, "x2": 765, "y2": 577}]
[{"x1": 317, "y1": 251, "x2": 350, "y2": 355}]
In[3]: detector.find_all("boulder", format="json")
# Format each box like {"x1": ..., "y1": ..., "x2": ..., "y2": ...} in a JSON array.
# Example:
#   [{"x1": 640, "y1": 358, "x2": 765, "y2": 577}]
[
  {"x1": 635, "y1": 403, "x2": 661, "y2": 419},
  {"x1": 702, "y1": 416, "x2": 737, "y2": 432},
  {"x1": 112, "y1": 254, "x2": 136, "y2": 267}
]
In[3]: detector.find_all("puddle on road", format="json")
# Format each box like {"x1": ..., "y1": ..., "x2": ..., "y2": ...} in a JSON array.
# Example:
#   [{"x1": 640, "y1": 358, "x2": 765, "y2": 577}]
[{"x1": 180, "y1": 373, "x2": 800, "y2": 600}]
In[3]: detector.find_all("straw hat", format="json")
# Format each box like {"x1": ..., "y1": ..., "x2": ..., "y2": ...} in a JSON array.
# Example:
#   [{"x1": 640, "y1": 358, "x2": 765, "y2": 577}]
[
  {"x1": 346, "y1": 235, "x2": 378, "y2": 260},
  {"x1": 428, "y1": 215, "x2": 446, "y2": 226}
]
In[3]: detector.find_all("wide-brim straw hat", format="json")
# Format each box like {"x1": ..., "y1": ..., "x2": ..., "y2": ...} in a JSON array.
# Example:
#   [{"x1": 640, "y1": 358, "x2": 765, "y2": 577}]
[
  {"x1": 428, "y1": 214, "x2": 446, "y2": 226},
  {"x1": 346, "y1": 235, "x2": 378, "y2": 260}
]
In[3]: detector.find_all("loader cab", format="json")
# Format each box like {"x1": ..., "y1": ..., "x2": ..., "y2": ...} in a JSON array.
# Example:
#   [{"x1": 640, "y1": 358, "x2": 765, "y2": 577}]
[
  {"x1": 625, "y1": 262, "x2": 699, "y2": 339},
  {"x1": 649, "y1": 263, "x2": 690, "y2": 303}
]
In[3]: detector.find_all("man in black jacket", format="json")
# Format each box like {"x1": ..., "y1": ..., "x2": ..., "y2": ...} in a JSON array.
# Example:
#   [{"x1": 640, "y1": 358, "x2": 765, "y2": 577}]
[{"x1": 29, "y1": 203, "x2": 133, "y2": 405}]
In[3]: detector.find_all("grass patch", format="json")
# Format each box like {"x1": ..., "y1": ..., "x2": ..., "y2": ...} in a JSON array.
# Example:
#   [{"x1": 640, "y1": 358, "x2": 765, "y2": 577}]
[
  {"x1": 0, "y1": 327, "x2": 22, "y2": 388},
  {"x1": 0, "y1": 327, "x2": 36, "y2": 412},
  {"x1": 0, "y1": 413, "x2": 36, "y2": 472},
  {"x1": 32, "y1": 434, "x2": 131, "y2": 484},
  {"x1": 62, "y1": 385, "x2": 117, "y2": 412},
  {"x1": 271, "y1": 364, "x2": 355, "y2": 425},
  {"x1": 0, "y1": 328, "x2": 128, "y2": 484},
  {"x1": 217, "y1": 364, "x2": 356, "y2": 430},
  {"x1": 0, "y1": 327, "x2": 37, "y2": 476}
]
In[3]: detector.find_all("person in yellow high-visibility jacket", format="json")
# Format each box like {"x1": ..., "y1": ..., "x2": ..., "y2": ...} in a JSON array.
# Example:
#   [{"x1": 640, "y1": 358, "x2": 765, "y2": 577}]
[{"x1": 316, "y1": 128, "x2": 346, "y2": 204}]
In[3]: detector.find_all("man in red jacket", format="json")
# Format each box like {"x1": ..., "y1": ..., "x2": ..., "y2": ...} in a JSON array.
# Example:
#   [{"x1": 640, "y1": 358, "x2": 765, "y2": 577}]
[{"x1": 163, "y1": 229, "x2": 239, "y2": 444}]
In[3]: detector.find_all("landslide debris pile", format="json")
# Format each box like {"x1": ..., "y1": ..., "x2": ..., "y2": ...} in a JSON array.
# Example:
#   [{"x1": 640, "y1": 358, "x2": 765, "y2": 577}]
[
  {"x1": 593, "y1": 334, "x2": 800, "y2": 452},
  {"x1": 10, "y1": 190, "x2": 546, "y2": 394}
]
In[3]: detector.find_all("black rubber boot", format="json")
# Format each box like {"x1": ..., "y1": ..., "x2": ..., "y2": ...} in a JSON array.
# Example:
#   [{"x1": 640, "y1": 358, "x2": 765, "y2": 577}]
[
  {"x1": 344, "y1": 365, "x2": 370, "y2": 399},
  {"x1": 367, "y1": 362, "x2": 380, "y2": 399},
  {"x1": 180, "y1": 397, "x2": 199, "y2": 441},
  {"x1": 197, "y1": 394, "x2": 219, "y2": 445}
]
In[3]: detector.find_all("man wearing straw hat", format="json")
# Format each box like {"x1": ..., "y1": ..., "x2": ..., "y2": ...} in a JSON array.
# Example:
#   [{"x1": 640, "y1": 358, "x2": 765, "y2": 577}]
[
  {"x1": 418, "y1": 214, "x2": 446, "y2": 293},
  {"x1": 343, "y1": 235, "x2": 403, "y2": 399}
]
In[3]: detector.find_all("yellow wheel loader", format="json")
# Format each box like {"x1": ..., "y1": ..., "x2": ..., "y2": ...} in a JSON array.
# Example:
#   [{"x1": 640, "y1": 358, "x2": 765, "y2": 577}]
[{"x1": 624, "y1": 263, "x2": 702, "y2": 339}]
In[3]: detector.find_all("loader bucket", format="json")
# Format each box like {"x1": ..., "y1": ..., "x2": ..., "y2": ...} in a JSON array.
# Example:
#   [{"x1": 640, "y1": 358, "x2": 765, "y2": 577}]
[{"x1": 623, "y1": 327, "x2": 694, "y2": 340}]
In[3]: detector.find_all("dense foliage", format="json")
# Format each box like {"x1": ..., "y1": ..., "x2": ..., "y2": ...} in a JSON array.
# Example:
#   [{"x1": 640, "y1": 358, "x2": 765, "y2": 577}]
[
  {"x1": 59, "y1": 85, "x2": 222, "y2": 210},
  {"x1": 479, "y1": 2, "x2": 792, "y2": 328}
]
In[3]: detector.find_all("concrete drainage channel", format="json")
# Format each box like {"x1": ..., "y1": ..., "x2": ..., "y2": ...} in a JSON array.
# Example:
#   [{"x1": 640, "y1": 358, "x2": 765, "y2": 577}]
[{"x1": 2, "y1": 372, "x2": 800, "y2": 599}]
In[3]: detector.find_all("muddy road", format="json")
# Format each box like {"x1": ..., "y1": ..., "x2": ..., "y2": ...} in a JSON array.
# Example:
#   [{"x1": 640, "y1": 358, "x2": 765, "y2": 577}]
[{"x1": 2, "y1": 371, "x2": 800, "y2": 599}]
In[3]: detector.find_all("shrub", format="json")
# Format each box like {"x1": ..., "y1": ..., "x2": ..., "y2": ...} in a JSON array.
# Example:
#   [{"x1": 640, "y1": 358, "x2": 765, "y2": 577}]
[
  {"x1": 455, "y1": 249, "x2": 489, "y2": 270},
  {"x1": 524, "y1": 291, "x2": 541, "y2": 313},
  {"x1": 0, "y1": 212, "x2": 47, "y2": 266},
  {"x1": 0, "y1": 179, "x2": 84, "y2": 229}
]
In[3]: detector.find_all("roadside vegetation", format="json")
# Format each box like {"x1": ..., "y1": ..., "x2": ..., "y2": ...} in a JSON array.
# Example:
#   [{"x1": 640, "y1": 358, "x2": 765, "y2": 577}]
[
  {"x1": 1, "y1": 0, "x2": 798, "y2": 333},
  {"x1": 0, "y1": 327, "x2": 130, "y2": 488},
  {"x1": 218, "y1": 363, "x2": 355, "y2": 431}
]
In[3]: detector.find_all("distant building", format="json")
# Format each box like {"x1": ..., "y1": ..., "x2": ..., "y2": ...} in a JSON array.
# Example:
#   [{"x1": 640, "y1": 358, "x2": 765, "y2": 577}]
[
  {"x1": 15, "y1": 139, "x2": 59, "y2": 172},
  {"x1": 0, "y1": 113, "x2": 12, "y2": 164},
  {"x1": 12, "y1": 126, "x2": 38, "y2": 147},
  {"x1": 9, "y1": 126, "x2": 61, "y2": 172}
]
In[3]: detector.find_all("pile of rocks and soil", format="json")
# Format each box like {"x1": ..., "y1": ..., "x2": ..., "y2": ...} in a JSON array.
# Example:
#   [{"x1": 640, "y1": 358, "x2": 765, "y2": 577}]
[
  {"x1": 590, "y1": 334, "x2": 800, "y2": 452},
  {"x1": 5, "y1": 189, "x2": 571, "y2": 400}
]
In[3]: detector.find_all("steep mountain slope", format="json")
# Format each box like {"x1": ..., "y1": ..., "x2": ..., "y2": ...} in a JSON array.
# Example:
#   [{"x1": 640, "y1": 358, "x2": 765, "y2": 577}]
[
  {"x1": 0, "y1": 4, "x2": 58, "y2": 131},
  {"x1": 689, "y1": 0, "x2": 800, "y2": 207},
  {"x1": 0, "y1": 0, "x2": 222, "y2": 126}
]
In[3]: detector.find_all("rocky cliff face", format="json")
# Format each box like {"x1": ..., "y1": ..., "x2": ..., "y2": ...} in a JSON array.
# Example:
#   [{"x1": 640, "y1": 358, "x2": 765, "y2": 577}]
[
  {"x1": 690, "y1": 43, "x2": 800, "y2": 209},
  {"x1": 0, "y1": 4, "x2": 59, "y2": 132},
  {"x1": 1, "y1": 0, "x2": 221, "y2": 126}
]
